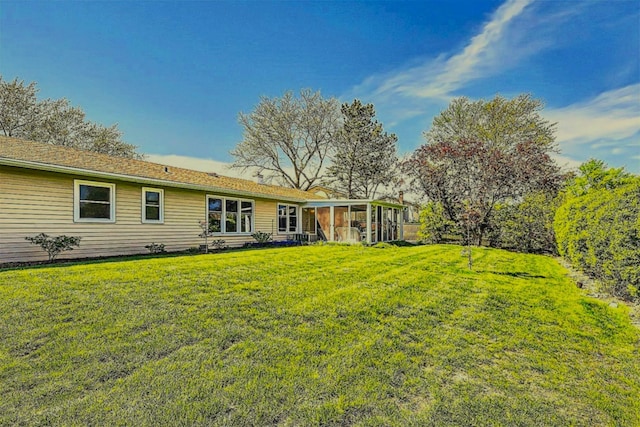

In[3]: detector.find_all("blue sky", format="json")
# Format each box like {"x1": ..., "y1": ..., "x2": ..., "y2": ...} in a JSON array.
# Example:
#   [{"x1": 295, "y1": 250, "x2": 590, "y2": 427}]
[{"x1": 1, "y1": 0, "x2": 639, "y2": 176}]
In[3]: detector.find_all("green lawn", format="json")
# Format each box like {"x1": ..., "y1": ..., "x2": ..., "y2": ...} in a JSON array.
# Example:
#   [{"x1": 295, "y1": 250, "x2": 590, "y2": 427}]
[{"x1": 1, "y1": 245, "x2": 638, "y2": 426}]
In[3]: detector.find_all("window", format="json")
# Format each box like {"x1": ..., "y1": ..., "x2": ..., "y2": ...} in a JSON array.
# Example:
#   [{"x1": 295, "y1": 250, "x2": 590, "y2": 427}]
[
  {"x1": 207, "y1": 196, "x2": 253, "y2": 234},
  {"x1": 74, "y1": 180, "x2": 115, "y2": 222},
  {"x1": 142, "y1": 187, "x2": 164, "y2": 223},
  {"x1": 240, "y1": 201, "x2": 253, "y2": 233},
  {"x1": 278, "y1": 204, "x2": 298, "y2": 233},
  {"x1": 226, "y1": 199, "x2": 238, "y2": 232},
  {"x1": 208, "y1": 198, "x2": 223, "y2": 232}
]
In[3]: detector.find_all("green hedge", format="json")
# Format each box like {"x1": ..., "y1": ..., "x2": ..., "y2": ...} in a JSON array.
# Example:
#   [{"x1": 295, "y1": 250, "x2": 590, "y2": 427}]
[
  {"x1": 490, "y1": 192, "x2": 558, "y2": 254},
  {"x1": 554, "y1": 179, "x2": 640, "y2": 300},
  {"x1": 418, "y1": 202, "x2": 457, "y2": 244}
]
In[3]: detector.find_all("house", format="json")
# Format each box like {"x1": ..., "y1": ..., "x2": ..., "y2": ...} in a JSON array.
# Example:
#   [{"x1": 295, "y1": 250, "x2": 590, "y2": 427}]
[{"x1": 0, "y1": 136, "x2": 404, "y2": 263}]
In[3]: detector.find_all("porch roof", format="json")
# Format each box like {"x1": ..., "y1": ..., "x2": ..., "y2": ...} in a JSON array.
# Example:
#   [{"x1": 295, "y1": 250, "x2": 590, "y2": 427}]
[{"x1": 302, "y1": 199, "x2": 405, "y2": 209}]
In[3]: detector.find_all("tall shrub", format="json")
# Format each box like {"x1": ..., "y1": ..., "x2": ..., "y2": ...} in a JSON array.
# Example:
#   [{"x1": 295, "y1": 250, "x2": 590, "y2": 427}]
[
  {"x1": 418, "y1": 202, "x2": 456, "y2": 244},
  {"x1": 492, "y1": 192, "x2": 559, "y2": 254},
  {"x1": 555, "y1": 179, "x2": 640, "y2": 300}
]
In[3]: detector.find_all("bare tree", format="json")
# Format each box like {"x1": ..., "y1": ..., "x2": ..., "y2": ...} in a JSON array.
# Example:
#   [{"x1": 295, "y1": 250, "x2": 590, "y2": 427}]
[
  {"x1": 0, "y1": 76, "x2": 140, "y2": 158},
  {"x1": 231, "y1": 89, "x2": 340, "y2": 190},
  {"x1": 0, "y1": 78, "x2": 41, "y2": 137}
]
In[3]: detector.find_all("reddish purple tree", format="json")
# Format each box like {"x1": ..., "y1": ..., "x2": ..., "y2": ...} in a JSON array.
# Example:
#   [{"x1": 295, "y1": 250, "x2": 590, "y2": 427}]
[{"x1": 405, "y1": 138, "x2": 562, "y2": 245}]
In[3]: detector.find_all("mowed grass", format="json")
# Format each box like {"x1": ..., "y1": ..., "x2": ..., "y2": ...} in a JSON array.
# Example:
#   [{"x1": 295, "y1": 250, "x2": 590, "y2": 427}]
[{"x1": 1, "y1": 245, "x2": 638, "y2": 426}]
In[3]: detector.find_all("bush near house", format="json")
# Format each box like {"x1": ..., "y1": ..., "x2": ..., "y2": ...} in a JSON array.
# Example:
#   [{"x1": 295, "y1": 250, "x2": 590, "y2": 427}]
[
  {"x1": 251, "y1": 231, "x2": 273, "y2": 244},
  {"x1": 25, "y1": 233, "x2": 81, "y2": 262},
  {"x1": 555, "y1": 179, "x2": 640, "y2": 300},
  {"x1": 145, "y1": 243, "x2": 166, "y2": 254},
  {"x1": 209, "y1": 239, "x2": 227, "y2": 251}
]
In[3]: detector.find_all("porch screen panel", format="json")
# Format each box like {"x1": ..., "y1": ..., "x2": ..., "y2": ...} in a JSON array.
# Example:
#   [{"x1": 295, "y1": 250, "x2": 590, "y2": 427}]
[
  {"x1": 371, "y1": 206, "x2": 378, "y2": 243},
  {"x1": 390, "y1": 208, "x2": 397, "y2": 240},
  {"x1": 302, "y1": 208, "x2": 316, "y2": 234}
]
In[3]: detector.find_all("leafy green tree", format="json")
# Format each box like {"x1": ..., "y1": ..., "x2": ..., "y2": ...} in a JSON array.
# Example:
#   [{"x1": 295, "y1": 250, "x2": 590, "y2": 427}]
[
  {"x1": 327, "y1": 99, "x2": 398, "y2": 198},
  {"x1": 564, "y1": 158, "x2": 634, "y2": 197},
  {"x1": 425, "y1": 94, "x2": 556, "y2": 149},
  {"x1": 0, "y1": 77, "x2": 140, "y2": 158},
  {"x1": 232, "y1": 89, "x2": 340, "y2": 190},
  {"x1": 555, "y1": 160, "x2": 639, "y2": 300}
]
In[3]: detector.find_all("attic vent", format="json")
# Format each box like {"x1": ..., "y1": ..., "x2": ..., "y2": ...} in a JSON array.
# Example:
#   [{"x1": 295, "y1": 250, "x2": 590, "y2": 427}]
[
  {"x1": 208, "y1": 172, "x2": 219, "y2": 178},
  {"x1": 163, "y1": 166, "x2": 169, "y2": 173}
]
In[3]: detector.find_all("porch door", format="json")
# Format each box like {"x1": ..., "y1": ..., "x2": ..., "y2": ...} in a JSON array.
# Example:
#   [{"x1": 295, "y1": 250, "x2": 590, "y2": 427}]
[
  {"x1": 302, "y1": 208, "x2": 317, "y2": 236},
  {"x1": 315, "y1": 207, "x2": 330, "y2": 241}
]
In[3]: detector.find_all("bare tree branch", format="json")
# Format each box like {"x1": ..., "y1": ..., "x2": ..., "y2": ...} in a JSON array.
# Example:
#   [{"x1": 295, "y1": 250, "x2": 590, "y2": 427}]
[{"x1": 231, "y1": 89, "x2": 340, "y2": 190}]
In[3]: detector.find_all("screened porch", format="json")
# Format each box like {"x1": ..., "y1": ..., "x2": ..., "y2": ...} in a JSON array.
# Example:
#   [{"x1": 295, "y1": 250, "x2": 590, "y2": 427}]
[{"x1": 300, "y1": 200, "x2": 404, "y2": 244}]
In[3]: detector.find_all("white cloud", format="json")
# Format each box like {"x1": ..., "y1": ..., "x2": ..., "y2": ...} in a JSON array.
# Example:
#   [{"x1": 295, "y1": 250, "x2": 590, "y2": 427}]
[
  {"x1": 344, "y1": 0, "x2": 540, "y2": 136},
  {"x1": 350, "y1": 0, "x2": 535, "y2": 106},
  {"x1": 404, "y1": 0, "x2": 534, "y2": 99},
  {"x1": 547, "y1": 84, "x2": 640, "y2": 144},
  {"x1": 549, "y1": 153, "x2": 583, "y2": 172},
  {"x1": 145, "y1": 153, "x2": 305, "y2": 183},
  {"x1": 342, "y1": 0, "x2": 639, "y2": 172},
  {"x1": 145, "y1": 153, "x2": 253, "y2": 179},
  {"x1": 544, "y1": 84, "x2": 640, "y2": 172}
]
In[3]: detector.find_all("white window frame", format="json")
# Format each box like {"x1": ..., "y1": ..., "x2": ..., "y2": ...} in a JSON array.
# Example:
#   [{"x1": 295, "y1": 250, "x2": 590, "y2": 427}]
[
  {"x1": 142, "y1": 187, "x2": 164, "y2": 224},
  {"x1": 206, "y1": 195, "x2": 254, "y2": 235},
  {"x1": 74, "y1": 179, "x2": 116, "y2": 223},
  {"x1": 277, "y1": 203, "x2": 299, "y2": 234}
]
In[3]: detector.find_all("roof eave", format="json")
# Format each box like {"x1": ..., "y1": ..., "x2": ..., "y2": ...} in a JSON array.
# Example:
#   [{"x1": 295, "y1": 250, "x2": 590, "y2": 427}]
[{"x1": 0, "y1": 157, "x2": 308, "y2": 203}]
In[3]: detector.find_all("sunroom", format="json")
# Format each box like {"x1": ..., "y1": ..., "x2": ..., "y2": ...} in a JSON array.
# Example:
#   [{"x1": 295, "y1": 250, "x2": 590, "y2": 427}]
[{"x1": 299, "y1": 200, "x2": 405, "y2": 244}]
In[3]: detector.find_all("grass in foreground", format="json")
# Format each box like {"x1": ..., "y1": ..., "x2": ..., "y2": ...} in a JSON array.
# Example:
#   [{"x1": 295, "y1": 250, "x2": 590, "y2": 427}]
[{"x1": 0, "y1": 245, "x2": 638, "y2": 426}]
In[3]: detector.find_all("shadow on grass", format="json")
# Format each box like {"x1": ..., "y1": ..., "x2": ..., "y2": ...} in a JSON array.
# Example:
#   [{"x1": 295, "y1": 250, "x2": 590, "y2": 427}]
[
  {"x1": 480, "y1": 270, "x2": 548, "y2": 279},
  {"x1": 1, "y1": 240, "x2": 427, "y2": 272},
  {"x1": 0, "y1": 251, "x2": 202, "y2": 272},
  {"x1": 0, "y1": 244, "x2": 308, "y2": 272}
]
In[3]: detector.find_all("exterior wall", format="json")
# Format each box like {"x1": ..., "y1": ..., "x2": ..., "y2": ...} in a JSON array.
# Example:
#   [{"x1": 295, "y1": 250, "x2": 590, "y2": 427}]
[
  {"x1": 0, "y1": 166, "x2": 291, "y2": 264},
  {"x1": 403, "y1": 223, "x2": 420, "y2": 242}
]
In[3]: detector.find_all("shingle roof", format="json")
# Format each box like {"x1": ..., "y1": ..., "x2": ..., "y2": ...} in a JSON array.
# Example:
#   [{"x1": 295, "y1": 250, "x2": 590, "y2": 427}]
[{"x1": 0, "y1": 136, "x2": 324, "y2": 202}]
